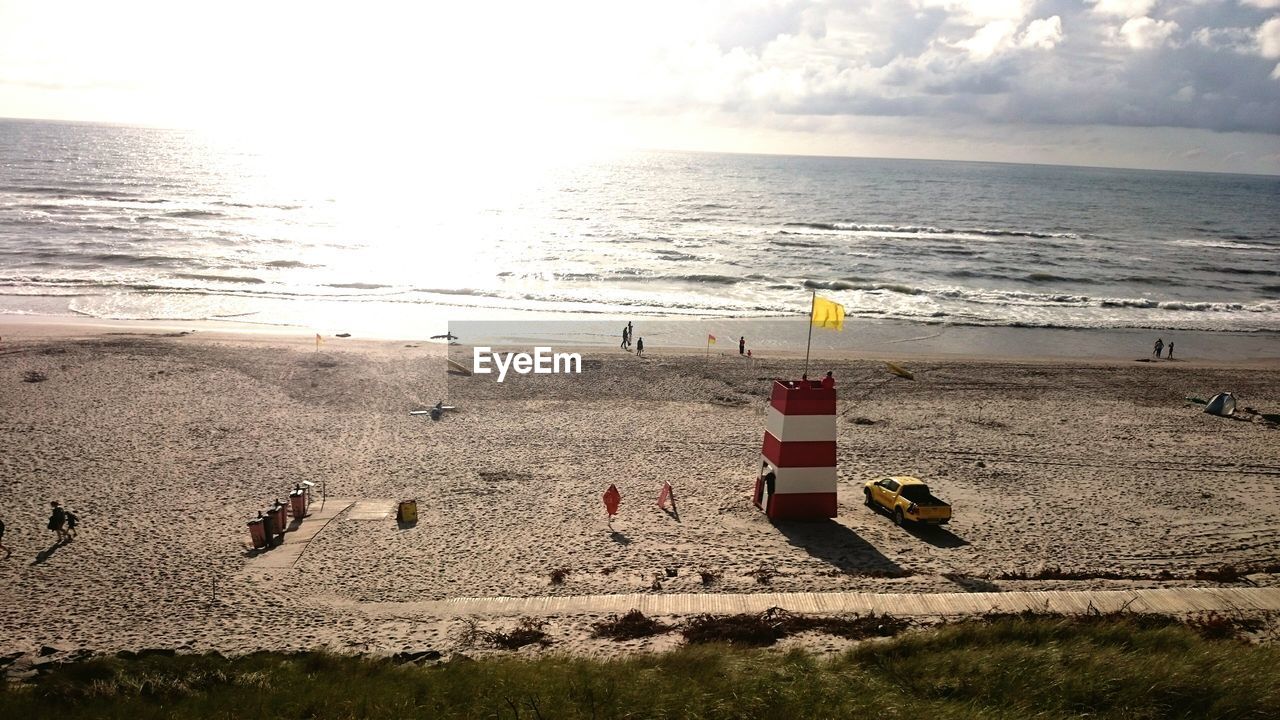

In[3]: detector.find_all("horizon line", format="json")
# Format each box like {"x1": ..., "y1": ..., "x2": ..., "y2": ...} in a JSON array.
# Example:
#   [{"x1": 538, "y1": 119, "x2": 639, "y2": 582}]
[{"x1": 2, "y1": 114, "x2": 1278, "y2": 180}]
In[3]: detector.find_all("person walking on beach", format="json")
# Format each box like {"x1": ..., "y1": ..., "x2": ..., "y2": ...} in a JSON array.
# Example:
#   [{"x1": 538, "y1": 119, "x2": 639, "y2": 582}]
[
  {"x1": 739, "y1": 336, "x2": 745, "y2": 355},
  {"x1": 821, "y1": 371, "x2": 835, "y2": 390},
  {"x1": 636, "y1": 337, "x2": 644, "y2": 356},
  {"x1": 1153, "y1": 338, "x2": 1164, "y2": 359},
  {"x1": 47, "y1": 501, "x2": 67, "y2": 544},
  {"x1": 1167, "y1": 342, "x2": 1174, "y2": 360},
  {"x1": 620, "y1": 325, "x2": 629, "y2": 350},
  {"x1": 64, "y1": 509, "x2": 78, "y2": 540},
  {"x1": 0, "y1": 518, "x2": 11, "y2": 560}
]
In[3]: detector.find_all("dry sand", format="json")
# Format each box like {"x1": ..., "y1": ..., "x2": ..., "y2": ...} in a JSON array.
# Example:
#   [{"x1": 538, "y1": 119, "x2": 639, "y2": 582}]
[{"x1": 1, "y1": 322, "x2": 1278, "y2": 659}]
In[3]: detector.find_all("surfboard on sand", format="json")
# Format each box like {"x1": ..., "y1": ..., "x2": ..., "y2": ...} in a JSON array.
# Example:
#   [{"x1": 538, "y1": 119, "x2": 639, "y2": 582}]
[{"x1": 446, "y1": 358, "x2": 471, "y2": 375}]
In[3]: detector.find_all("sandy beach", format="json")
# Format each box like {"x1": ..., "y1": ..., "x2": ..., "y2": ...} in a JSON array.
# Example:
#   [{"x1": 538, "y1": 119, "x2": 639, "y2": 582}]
[{"x1": 2, "y1": 319, "x2": 1279, "y2": 659}]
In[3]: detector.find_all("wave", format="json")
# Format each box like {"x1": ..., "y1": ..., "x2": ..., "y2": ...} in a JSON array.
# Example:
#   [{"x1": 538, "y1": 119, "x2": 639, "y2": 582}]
[
  {"x1": 86, "y1": 253, "x2": 189, "y2": 267},
  {"x1": 651, "y1": 249, "x2": 699, "y2": 261},
  {"x1": 1174, "y1": 238, "x2": 1274, "y2": 251},
  {"x1": 1195, "y1": 265, "x2": 1280, "y2": 277},
  {"x1": 803, "y1": 279, "x2": 924, "y2": 295},
  {"x1": 264, "y1": 260, "x2": 314, "y2": 269},
  {"x1": 212, "y1": 201, "x2": 302, "y2": 210},
  {"x1": 783, "y1": 222, "x2": 1078, "y2": 239},
  {"x1": 550, "y1": 272, "x2": 743, "y2": 285},
  {"x1": 174, "y1": 273, "x2": 266, "y2": 284},
  {"x1": 1098, "y1": 297, "x2": 1276, "y2": 313},
  {"x1": 669, "y1": 274, "x2": 741, "y2": 285},
  {"x1": 324, "y1": 282, "x2": 392, "y2": 290},
  {"x1": 1025, "y1": 272, "x2": 1097, "y2": 284},
  {"x1": 768, "y1": 237, "x2": 824, "y2": 248},
  {"x1": 163, "y1": 210, "x2": 224, "y2": 220}
]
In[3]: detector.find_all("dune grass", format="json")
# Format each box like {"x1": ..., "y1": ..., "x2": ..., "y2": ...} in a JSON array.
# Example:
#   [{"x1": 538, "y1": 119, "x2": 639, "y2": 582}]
[{"x1": 4, "y1": 615, "x2": 1278, "y2": 719}]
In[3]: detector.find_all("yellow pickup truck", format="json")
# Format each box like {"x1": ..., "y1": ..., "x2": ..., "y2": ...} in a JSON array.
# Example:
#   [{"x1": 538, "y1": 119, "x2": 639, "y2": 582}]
[{"x1": 864, "y1": 476, "x2": 952, "y2": 526}]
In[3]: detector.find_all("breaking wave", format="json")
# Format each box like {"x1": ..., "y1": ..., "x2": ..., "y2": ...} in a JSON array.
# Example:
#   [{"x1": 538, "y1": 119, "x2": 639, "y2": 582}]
[{"x1": 783, "y1": 222, "x2": 1079, "y2": 239}]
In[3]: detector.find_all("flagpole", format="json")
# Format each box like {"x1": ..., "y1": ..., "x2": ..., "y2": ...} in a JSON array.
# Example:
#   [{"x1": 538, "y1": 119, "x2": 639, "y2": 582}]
[{"x1": 804, "y1": 290, "x2": 815, "y2": 378}]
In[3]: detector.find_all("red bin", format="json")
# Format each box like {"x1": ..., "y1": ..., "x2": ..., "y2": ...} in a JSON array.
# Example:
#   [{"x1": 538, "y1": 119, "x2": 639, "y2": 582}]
[
  {"x1": 248, "y1": 517, "x2": 267, "y2": 549},
  {"x1": 290, "y1": 490, "x2": 307, "y2": 520},
  {"x1": 267, "y1": 505, "x2": 285, "y2": 536}
]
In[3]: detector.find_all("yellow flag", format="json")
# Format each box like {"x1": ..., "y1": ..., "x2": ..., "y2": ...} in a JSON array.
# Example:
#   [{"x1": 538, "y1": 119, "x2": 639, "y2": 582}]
[
  {"x1": 885, "y1": 361, "x2": 914, "y2": 380},
  {"x1": 811, "y1": 296, "x2": 845, "y2": 331}
]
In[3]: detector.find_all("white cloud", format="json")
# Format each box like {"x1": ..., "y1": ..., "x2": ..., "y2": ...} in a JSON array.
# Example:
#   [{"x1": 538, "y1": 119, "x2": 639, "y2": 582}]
[
  {"x1": 1090, "y1": 0, "x2": 1157, "y2": 18},
  {"x1": 1259, "y1": 17, "x2": 1280, "y2": 58},
  {"x1": 1240, "y1": 0, "x2": 1280, "y2": 9},
  {"x1": 953, "y1": 15, "x2": 1061, "y2": 59},
  {"x1": 919, "y1": 0, "x2": 1032, "y2": 24},
  {"x1": 1, "y1": 0, "x2": 1278, "y2": 172},
  {"x1": 956, "y1": 20, "x2": 1018, "y2": 59},
  {"x1": 1020, "y1": 16, "x2": 1064, "y2": 50},
  {"x1": 1118, "y1": 16, "x2": 1180, "y2": 49}
]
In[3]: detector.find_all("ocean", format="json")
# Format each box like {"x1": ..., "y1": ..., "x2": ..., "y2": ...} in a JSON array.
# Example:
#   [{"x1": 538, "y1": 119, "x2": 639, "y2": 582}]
[{"x1": 1, "y1": 118, "x2": 1278, "y2": 338}]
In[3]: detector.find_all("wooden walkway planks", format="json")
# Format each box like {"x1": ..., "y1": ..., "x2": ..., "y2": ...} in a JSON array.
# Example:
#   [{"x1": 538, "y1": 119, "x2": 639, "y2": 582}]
[
  {"x1": 345, "y1": 587, "x2": 1280, "y2": 620},
  {"x1": 241, "y1": 498, "x2": 355, "y2": 572}
]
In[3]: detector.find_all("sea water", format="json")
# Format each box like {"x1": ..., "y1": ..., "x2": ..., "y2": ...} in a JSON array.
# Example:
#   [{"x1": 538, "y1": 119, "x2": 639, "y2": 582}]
[{"x1": 1, "y1": 118, "x2": 1277, "y2": 336}]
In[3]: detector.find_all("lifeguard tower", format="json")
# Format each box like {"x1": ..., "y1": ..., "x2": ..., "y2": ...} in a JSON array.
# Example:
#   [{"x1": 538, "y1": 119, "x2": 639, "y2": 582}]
[{"x1": 753, "y1": 379, "x2": 837, "y2": 519}]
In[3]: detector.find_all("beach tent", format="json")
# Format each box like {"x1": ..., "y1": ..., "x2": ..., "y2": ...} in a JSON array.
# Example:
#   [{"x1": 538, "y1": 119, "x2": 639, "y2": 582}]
[{"x1": 1204, "y1": 392, "x2": 1236, "y2": 417}]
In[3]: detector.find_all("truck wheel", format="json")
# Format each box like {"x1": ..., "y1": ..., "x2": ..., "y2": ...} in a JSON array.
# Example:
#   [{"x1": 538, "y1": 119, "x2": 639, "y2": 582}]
[
  {"x1": 864, "y1": 490, "x2": 873, "y2": 507},
  {"x1": 894, "y1": 508, "x2": 905, "y2": 526}
]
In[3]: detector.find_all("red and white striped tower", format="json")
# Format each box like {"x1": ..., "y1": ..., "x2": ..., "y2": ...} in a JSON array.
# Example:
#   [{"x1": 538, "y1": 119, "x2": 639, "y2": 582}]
[{"x1": 753, "y1": 379, "x2": 837, "y2": 519}]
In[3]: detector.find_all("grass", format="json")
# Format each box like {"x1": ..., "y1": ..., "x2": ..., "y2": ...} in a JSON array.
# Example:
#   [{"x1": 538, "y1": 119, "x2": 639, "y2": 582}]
[{"x1": 4, "y1": 615, "x2": 1279, "y2": 719}]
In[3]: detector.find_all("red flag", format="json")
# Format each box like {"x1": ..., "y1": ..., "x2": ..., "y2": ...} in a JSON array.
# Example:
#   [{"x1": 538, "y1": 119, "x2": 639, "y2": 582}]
[
  {"x1": 603, "y1": 484, "x2": 621, "y2": 517},
  {"x1": 657, "y1": 482, "x2": 671, "y2": 508}
]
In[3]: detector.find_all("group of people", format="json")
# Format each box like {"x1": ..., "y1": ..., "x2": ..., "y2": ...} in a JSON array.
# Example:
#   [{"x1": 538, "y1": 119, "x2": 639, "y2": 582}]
[
  {"x1": 47, "y1": 501, "x2": 78, "y2": 544},
  {"x1": 0, "y1": 501, "x2": 78, "y2": 560},
  {"x1": 1153, "y1": 338, "x2": 1175, "y2": 359},
  {"x1": 794, "y1": 371, "x2": 836, "y2": 390},
  {"x1": 619, "y1": 322, "x2": 644, "y2": 355}
]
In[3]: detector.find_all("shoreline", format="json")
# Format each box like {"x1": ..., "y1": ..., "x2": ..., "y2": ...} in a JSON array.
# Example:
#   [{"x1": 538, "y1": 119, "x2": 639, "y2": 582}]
[{"x1": 3, "y1": 312, "x2": 1277, "y2": 368}]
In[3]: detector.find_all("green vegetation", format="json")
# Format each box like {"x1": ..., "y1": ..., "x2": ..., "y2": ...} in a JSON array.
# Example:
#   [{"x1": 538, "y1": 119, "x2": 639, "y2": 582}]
[{"x1": 4, "y1": 615, "x2": 1278, "y2": 719}]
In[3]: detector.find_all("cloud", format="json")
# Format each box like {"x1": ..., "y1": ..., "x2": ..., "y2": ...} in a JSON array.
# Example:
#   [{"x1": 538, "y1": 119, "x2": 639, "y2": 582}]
[
  {"x1": 2, "y1": 0, "x2": 1278, "y2": 169},
  {"x1": 1020, "y1": 16, "x2": 1064, "y2": 49},
  {"x1": 1118, "y1": 17, "x2": 1181, "y2": 49},
  {"x1": 1090, "y1": 0, "x2": 1158, "y2": 18},
  {"x1": 920, "y1": 0, "x2": 1034, "y2": 24},
  {"x1": 1191, "y1": 26, "x2": 1257, "y2": 53},
  {"x1": 1260, "y1": 17, "x2": 1280, "y2": 58},
  {"x1": 956, "y1": 20, "x2": 1019, "y2": 59},
  {"x1": 612, "y1": 1, "x2": 1280, "y2": 135}
]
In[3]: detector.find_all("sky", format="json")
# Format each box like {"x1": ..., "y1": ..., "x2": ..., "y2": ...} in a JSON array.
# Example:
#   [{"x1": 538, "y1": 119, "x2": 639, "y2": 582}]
[{"x1": 1, "y1": 0, "x2": 1279, "y2": 174}]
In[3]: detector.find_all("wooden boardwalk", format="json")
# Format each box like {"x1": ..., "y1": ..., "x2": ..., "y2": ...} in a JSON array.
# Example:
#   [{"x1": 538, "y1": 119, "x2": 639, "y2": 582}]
[
  {"x1": 348, "y1": 587, "x2": 1280, "y2": 620},
  {"x1": 241, "y1": 498, "x2": 355, "y2": 571}
]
